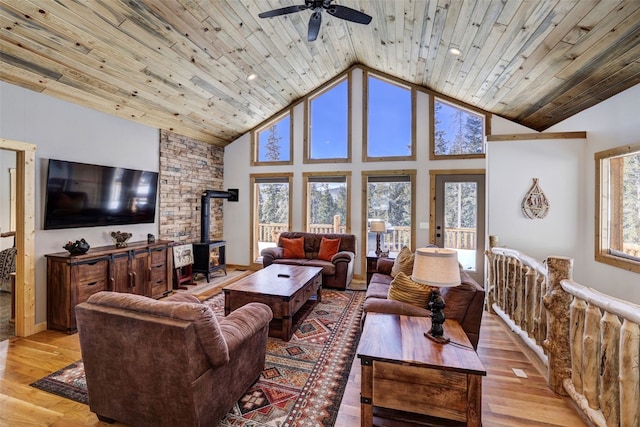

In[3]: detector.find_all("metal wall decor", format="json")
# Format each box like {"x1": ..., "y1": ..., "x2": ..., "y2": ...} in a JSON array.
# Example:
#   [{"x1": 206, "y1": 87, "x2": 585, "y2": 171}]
[{"x1": 521, "y1": 178, "x2": 549, "y2": 219}]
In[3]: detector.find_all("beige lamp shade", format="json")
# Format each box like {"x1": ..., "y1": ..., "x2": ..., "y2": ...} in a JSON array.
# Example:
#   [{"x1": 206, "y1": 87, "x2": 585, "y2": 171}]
[
  {"x1": 370, "y1": 220, "x2": 386, "y2": 232},
  {"x1": 411, "y1": 247, "x2": 461, "y2": 288}
]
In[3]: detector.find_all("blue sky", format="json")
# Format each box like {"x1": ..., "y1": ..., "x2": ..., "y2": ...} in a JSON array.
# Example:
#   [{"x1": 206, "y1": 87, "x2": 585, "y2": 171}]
[{"x1": 258, "y1": 77, "x2": 479, "y2": 160}]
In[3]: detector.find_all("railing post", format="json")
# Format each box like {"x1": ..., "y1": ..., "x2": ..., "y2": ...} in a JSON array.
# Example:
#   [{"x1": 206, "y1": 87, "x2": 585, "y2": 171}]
[
  {"x1": 486, "y1": 236, "x2": 499, "y2": 314},
  {"x1": 542, "y1": 256, "x2": 573, "y2": 395}
]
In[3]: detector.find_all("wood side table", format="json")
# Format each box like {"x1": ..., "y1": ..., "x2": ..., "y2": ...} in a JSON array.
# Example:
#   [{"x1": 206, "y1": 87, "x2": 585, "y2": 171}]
[
  {"x1": 357, "y1": 313, "x2": 486, "y2": 426},
  {"x1": 365, "y1": 252, "x2": 379, "y2": 286}
]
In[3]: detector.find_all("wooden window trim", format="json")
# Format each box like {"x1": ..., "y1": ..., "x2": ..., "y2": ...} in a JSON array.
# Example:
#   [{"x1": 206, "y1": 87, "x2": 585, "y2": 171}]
[
  {"x1": 429, "y1": 95, "x2": 489, "y2": 161},
  {"x1": 363, "y1": 71, "x2": 417, "y2": 162},
  {"x1": 302, "y1": 171, "x2": 351, "y2": 232},
  {"x1": 595, "y1": 143, "x2": 640, "y2": 273},
  {"x1": 304, "y1": 74, "x2": 352, "y2": 164},
  {"x1": 361, "y1": 170, "x2": 416, "y2": 273},
  {"x1": 251, "y1": 109, "x2": 294, "y2": 166},
  {"x1": 249, "y1": 173, "x2": 293, "y2": 269}
]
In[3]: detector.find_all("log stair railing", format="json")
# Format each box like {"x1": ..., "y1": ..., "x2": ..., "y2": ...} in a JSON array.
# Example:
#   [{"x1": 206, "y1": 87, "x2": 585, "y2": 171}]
[{"x1": 487, "y1": 236, "x2": 640, "y2": 427}]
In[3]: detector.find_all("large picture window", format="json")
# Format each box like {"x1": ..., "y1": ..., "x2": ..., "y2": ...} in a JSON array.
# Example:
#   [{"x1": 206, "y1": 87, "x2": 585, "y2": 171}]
[
  {"x1": 306, "y1": 77, "x2": 350, "y2": 163},
  {"x1": 365, "y1": 74, "x2": 414, "y2": 161},
  {"x1": 595, "y1": 143, "x2": 640, "y2": 273},
  {"x1": 431, "y1": 97, "x2": 486, "y2": 159},
  {"x1": 252, "y1": 110, "x2": 292, "y2": 165},
  {"x1": 363, "y1": 171, "x2": 416, "y2": 255},
  {"x1": 303, "y1": 172, "x2": 350, "y2": 233},
  {"x1": 250, "y1": 174, "x2": 293, "y2": 265}
]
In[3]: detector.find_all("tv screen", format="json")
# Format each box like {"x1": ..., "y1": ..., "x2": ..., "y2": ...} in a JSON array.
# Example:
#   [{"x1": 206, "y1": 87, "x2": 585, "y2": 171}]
[{"x1": 44, "y1": 159, "x2": 159, "y2": 230}]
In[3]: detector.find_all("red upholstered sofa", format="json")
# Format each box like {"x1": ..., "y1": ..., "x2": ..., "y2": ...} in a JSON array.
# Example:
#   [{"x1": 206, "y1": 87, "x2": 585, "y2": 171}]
[
  {"x1": 364, "y1": 257, "x2": 485, "y2": 350},
  {"x1": 260, "y1": 231, "x2": 356, "y2": 290}
]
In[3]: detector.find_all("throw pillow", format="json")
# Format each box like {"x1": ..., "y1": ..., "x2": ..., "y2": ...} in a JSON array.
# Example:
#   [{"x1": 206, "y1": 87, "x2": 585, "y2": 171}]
[
  {"x1": 318, "y1": 237, "x2": 341, "y2": 261},
  {"x1": 388, "y1": 272, "x2": 432, "y2": 309},
  {"x1": 391, "y1": 246, "x2": 414, "y2": 278},
  {"x1": 281, "y1": 236, "x2": 305, "y2": 259}
]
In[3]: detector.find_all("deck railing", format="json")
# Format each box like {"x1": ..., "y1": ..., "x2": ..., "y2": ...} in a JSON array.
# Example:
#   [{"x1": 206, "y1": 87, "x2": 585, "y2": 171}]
[
  {"x1": 445, "y1": 227, "x2": 476, "y2": 250},
  {"x1": 487, "y1": 236, "x2": 640, "y2": 427}
]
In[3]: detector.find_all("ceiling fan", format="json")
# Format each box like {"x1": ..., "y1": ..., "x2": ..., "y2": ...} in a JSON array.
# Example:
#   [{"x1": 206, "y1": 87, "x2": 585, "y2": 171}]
[{"x1": 258, "y1": 0, "x2": 372, "y2": 42}]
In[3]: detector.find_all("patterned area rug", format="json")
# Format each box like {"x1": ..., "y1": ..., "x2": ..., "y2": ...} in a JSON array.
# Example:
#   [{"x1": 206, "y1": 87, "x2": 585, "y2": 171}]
[{"x1": 30, "y1": 289, "x2": 364, "y2": 426}]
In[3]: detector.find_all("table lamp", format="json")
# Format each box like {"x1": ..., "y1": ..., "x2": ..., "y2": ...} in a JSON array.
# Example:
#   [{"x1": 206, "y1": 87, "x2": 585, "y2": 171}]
[
  {"x1": 370, "y1": 220, "x2": 386, "y2": 256},
  {"x1": 411, "y1": 247, "x2": 461, "y2": 344}
]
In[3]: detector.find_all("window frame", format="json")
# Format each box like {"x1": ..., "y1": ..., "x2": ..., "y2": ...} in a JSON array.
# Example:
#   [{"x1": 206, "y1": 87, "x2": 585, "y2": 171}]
[
  {"x1": 363, "y1": 71, "x2": 416, "y2": 162},
  {"x1": 595, "y1": 143, "x2": 640, "y2": 273},
  {"x1": 304, "y1": 74, "x2": 351, "y2": 164},
  {"x1": 251, "y1": 109, "x2": 293, "y2": 166},
  {"x1": 429, "y1": 95, "x2": 489, "y2": 160},
  {"x1": 361, "y1": 170, "x2": 417, "y2": 269},
  {"x1": 302, "y1": 171, "x2": 351, "y2": 233},
  {"x1": 249, "y1": 173, "x2": 293, "y2": 268}
]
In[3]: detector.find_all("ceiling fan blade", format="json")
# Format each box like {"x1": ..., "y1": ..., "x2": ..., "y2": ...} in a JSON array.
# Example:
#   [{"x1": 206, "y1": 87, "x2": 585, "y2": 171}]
[
  {"x1": 308, "y1": 10, "x2": 322, "y2": 41},
  {"x1": 326, "y1": 5, "x2": 372, "y2": 24},
  {"x1": 258, "y1": 5, "x2": 308, "y2": 19}
]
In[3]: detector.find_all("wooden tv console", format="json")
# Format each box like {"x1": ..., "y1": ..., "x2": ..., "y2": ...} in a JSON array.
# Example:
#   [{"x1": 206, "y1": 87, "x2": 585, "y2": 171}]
[{"x1": 46, "y1": 240, "x2": 173, "y2": 333}]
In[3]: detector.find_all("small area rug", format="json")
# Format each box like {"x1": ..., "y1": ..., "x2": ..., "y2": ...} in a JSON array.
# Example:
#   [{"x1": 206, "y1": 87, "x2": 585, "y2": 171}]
[{"x1": 30, "y1": 289, "x2": 364, "y2": 426}]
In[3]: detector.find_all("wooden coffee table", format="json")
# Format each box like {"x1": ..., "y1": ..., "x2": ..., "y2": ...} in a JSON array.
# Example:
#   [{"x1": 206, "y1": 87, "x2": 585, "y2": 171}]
[
  {"x1": 357, "y1": 313, "x2": 486, "y2": 426},
  {"x1": 223, "y1": 264, "x2": 322, "y2": 341}
]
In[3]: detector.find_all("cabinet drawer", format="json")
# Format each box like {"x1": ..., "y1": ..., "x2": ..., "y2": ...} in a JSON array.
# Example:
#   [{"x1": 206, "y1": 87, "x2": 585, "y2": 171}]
[
  {"x1": 78, "y1": 279, "x2": 108, "y2": 303},
  {"x1": 150, "y1": 267, "x2": 166, "y2": 283},
  {"x1": 76, "y1": 259, "x2": 109, "y2": 282},
  {"x1": 150, "y1": 249, "x2": 166, "y2": 265}
]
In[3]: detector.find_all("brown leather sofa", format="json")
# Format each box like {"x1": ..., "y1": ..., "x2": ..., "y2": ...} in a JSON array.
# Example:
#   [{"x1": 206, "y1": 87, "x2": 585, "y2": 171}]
[
  {"x1": 364, "y1": 257, "x2": 485, "y2": 350},
  {"x1": 75, "y1": 291, "x2": 272, "y2": 427},
  {"x1": 260, "y1": 231, "x2": 356, "y2": 290}
]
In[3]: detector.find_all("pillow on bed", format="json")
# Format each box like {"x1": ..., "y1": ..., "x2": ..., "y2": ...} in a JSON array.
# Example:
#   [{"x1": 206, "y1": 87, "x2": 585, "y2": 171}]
[{"x1": 281, "y1": 237, "x2": 305, "y2": 259}]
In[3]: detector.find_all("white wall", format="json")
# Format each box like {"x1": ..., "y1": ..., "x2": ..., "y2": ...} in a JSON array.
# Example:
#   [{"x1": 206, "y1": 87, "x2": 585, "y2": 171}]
[
  {"x1": 0, "y1": 81, "x2": 160, "y2": 324},
  {"x1": 224, "y1": 68, "x2": 486, "y2": 274},
  {"x1": 487, "y1": 83, "x2": 640, "y2": 305},
  {"x1": 547, "y1": 83, "x2": 640, "y2": 304},
  {"x1": 486, "y1": 137, "x2": 585, "y2": 259}
]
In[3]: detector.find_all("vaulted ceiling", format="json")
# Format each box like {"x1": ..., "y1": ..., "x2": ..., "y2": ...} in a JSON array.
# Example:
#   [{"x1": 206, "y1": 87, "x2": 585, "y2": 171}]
[{"x1": 1, "y1": 0, "x2": 639, "y2": 146}]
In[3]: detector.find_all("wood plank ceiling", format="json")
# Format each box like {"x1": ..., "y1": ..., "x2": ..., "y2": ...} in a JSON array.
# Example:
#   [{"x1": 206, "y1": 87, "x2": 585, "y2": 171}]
[{"x1": 1, "y1": 0, "x2": 639, "y2": 146}]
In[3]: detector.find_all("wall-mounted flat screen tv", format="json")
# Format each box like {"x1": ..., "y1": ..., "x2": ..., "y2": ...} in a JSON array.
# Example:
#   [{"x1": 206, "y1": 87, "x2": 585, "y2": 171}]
[{"x1": 44, "y1": 159, "x2": 159, "y2": 230}]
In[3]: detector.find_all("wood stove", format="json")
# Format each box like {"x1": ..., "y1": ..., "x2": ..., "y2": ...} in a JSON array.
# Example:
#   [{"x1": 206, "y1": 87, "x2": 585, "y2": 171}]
[
  {"x1": 193, "y1": 240, "x2": 226, "y2": 282},
  {"x1": 192, "y1": 189, "x2": 237, "y2": 282}
]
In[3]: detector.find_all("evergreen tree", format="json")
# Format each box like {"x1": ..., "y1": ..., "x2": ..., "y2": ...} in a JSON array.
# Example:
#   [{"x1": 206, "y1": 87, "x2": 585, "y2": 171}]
[
  {"x1": 265, "y1": 125, "x2": 282, "y2": 161},
  {"x1": 464, "y1": 115, "x2": 484, "y2": 154},
  {"x1": 623, "y1": 153, "x2": 640, "y2": 245},
  {"x1": 433, "y1": 101, "x2": 448, "y2": 155}
]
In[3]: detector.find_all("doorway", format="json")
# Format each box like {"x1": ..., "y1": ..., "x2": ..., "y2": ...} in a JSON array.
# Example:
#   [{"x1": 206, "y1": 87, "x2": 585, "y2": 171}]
[
  {"x1": 430, "y1": 170, "x2": 485, "y2": 285},
  {"x1": 0, "y1": 138, "x2": 37, "y2": 337}
]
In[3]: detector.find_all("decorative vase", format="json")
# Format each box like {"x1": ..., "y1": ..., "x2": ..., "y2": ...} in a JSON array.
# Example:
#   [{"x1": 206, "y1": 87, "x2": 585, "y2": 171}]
[
  {"x1": 111, "y1": 231, "x2": 132, "y2": 248},
  {"x1": 63, "y1": 238, "x2": 90, "y2": 255}
]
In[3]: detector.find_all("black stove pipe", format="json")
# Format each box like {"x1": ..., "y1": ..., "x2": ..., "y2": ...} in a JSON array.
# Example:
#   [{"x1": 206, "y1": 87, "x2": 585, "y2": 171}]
[{"x1": 200, "y1": 189, "x2": 238, "y2": 243}]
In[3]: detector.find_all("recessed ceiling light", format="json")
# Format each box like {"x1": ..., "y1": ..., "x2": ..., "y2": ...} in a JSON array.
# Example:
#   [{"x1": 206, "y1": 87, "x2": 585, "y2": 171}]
[
  {"x1": 247, "y1": 73, "x2": 257, "y2": 81},
  {"x1": 449, "y1": 47, "x2": 461, "y2": 56}
]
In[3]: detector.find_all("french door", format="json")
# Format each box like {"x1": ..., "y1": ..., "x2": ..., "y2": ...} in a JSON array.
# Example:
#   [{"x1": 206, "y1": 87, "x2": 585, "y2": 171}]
[{"x1": 431, "y1": 172, "x2": 485, "y2": 285}]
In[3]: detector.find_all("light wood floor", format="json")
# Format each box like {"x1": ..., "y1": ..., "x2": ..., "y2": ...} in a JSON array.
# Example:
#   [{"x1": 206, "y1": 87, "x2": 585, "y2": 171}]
[
  {"x1": 336, "y1": 312, "x2": 589, "y2": 427},
  {"x1": 0, "y1": 311, "x2": 587, "y2": 426}
]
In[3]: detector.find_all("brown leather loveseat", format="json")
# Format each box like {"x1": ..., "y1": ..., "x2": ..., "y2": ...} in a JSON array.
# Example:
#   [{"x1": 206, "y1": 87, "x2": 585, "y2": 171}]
[
  {"x1": 364, "y1": 256, "x2": 485, "y2": 350},
  {"x1": 261, "y1": 231, "x2": 356, "y2": 289},
  {"x1": 75, "y1": 291, "x2": 272, "y2": 427}
]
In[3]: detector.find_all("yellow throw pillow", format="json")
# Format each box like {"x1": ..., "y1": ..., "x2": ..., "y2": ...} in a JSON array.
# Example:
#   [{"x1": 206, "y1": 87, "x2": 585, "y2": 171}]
[
  {"x1": 388, "y1": 272, "x2": 432, "y2": 309},
  {"x1": 390, "y1": 246, "x2": 414, "y2": 278}
]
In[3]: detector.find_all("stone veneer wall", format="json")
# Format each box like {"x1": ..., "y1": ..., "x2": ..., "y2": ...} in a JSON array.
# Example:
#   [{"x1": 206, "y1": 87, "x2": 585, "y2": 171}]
[{"x1": 159, "y1": 130, "x2": 224, "y2": 244}]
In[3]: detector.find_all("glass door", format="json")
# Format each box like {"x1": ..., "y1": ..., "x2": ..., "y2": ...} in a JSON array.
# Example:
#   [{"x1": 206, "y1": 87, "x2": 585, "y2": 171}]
[{"x1": 433, "y1": 173, "x2": 485, "y2": 285}]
